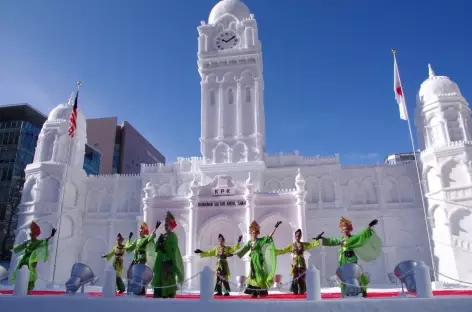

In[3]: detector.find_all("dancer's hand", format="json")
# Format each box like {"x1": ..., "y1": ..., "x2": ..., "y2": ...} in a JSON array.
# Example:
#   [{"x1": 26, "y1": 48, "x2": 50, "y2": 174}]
[
  {"x1": 101, "y1": 255, "x2": 106, "y2": 259},
  {"x1": 368, "y1": 219, "x2": 378, "y2": 228},
  {"x1": 227, "y1": 254, "x2": 234, "y2": 257},
  {"x1": 129, "y1": 232, "x2": 133, "y2": 240},
  {"x1": 51, "y1": 228, "x2": 57, "y2": 237},
  {"x1": 194, "y1": 249, "x2": 202, "y2": 254},
  {"x1": 313, "y1": 232, "x2": 325, "y2": 240},
  {"x1": 275, "y1": 221, "x2": 282, "y2": 228},
  {"x1": 238, "y1": 235, "x2": 243, "y2": 243},
  {"x1": 155, "y1": 220, "x2": 161, "y2": 230}
]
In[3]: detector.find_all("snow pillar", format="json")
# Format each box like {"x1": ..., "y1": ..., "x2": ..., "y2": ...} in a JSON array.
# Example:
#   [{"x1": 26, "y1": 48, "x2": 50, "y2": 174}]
[
  {"x1": 200, "y1": 266, "x2": 213, "y2": 302},
  {"x1": 306, "y1": 266, "x2": 321, "y2": 301},
  {"x1": 414, "y1": 262, "x2": 433, "y2": 298},
  {"x1": 102, "y1": 269, "x2": 116, "y2": 298},
  {"x1": 14, "y1": 266, "x2": 29, "y2": 296}
]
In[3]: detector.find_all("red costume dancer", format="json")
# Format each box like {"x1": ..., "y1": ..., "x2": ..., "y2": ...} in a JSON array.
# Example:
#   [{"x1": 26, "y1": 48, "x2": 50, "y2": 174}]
[
  {"x1": 11, "y1": 221, "x2": 56, "y2": 293},
  {"x1": 125, "y1": 221, "x2": 159, "y2": 295}
]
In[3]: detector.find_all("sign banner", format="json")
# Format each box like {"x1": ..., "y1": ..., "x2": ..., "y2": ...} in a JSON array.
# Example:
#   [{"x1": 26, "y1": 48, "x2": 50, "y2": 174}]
[{"x1": 198, "y1": 200, "x2": 246, "y2": 207}]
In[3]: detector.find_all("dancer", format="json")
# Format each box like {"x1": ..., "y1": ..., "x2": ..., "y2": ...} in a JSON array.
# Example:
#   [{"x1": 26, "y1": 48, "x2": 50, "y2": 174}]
[
  {"x1": 11, "y1": 221, "x2": 56, "y2": 294},
  {"x1": 194, "y1": 233, "x2": 243, "y2": 296},
  {"x1": 101, "y1": 233, "x2": 126, "y2": 293},
  {"x1": 314, "y1": 217, "x2": 380, "y2": 298},
  {"x1": 152, "y1": 211, "x2": 184, "y2": 298},
  {"x1": 125, "y1": 221, "x2": 159, "y2": 295},
  {"x1": 275, "y1": 229, "x2": 320, "y2": 295},
  {"x1": 236, "y1": 220, "x2": 282, "y2": 298}
]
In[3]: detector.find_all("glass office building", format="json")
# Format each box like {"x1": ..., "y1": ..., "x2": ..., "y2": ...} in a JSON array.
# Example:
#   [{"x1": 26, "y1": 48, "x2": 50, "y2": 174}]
[
  {"x1": 84, "y1": 144, "x2": 101, "y2": 176},
  {"x1": 0, "y1": 104, "x2": 102, "y2": 261}
]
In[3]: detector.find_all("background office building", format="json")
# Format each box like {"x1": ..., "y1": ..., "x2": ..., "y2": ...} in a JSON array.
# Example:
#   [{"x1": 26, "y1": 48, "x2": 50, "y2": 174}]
[
  {"x1": 0, "y1": 103, "x2": 101, "y2": 261},
  {"x1": 86, "y1": 117, "x2": 165, "y2": 175},
  {"x1": 384, "y1": 152, "x2": 419, "y2": 165}
]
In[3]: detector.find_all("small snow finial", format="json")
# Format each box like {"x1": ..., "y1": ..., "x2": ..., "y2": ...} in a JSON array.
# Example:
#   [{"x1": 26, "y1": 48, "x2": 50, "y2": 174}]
[
  {"x1": 295, "y1": 168, "x2": 303, "y2": 181},
  {"x1": 428, "y1": 64, "x2": 436, "y2": 78},
  {"x1": 246, "y1": 172, "x2": 253, "y2": 185}
]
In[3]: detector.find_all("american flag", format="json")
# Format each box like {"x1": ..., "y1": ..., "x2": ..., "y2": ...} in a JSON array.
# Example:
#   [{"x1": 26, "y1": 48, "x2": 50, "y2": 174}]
[{"x1": 68, "y1": 91, "x2": 79, "y2": 138}]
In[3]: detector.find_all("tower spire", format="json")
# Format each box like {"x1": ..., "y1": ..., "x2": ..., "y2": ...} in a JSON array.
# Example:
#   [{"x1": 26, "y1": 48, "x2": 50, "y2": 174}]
[{"x1": 428, "y1": 63, "x2": 436, "y2": 78}]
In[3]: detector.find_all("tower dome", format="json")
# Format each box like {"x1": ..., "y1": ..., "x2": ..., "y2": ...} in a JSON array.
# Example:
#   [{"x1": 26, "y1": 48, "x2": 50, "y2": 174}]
[
  {"x1": 418, "y1": 64, "x2": 462, "y2": 105},
  {"x1": 208, "y1": 0, "x2": 251, "y2": 25},
  {"x1": 47, "y1": 92, "x2": 86, "y2": 134}
]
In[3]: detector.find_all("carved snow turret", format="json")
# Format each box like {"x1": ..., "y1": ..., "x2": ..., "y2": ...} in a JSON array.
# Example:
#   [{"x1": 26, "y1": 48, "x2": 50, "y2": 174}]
[{"x1": 11, "y1": 92, "x2": 88, "y2": 287}]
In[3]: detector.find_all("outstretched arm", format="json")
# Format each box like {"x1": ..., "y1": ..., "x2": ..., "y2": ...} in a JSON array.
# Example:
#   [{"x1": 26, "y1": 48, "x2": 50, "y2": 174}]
[
  {"x1": 102, "y1": 247, "x2": 116, "y2": 260},
  {"x1": 45, "y1": 228, "x2": 57, "y2": 242},
  {"x1": 275, "y1": 243, "x2": 292, "y2": 256},
  {"x1": 195, "y1": 247, "x2": 217, "y2": 258},
  {"x1": 269, "y1": 221, "x2": 282, "y2": 237}
]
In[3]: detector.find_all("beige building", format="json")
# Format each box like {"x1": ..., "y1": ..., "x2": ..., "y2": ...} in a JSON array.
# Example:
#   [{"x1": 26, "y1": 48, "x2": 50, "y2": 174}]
[{"x1": 86, "y1": 117, "x2": 165, "y2": 175}]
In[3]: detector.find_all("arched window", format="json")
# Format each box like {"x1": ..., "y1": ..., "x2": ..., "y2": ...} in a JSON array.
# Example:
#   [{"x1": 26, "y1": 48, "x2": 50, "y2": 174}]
[
  {"x1": 209, "y1": 90, "x2": 216, "y2": 106},
  {"x1": 228, "y1": 89, "x2": 234, "y2": 105},
  {"x1": 245, "y1": 86, "x2": 251, "y2": 103}
]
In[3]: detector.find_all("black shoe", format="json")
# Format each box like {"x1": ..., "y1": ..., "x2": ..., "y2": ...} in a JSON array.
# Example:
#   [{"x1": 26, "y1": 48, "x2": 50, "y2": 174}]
[
  {"x1": 224, "y1": 293, "x2": 230, "y2": 296},
  {"x1": 251, "y1": 293, "x2": 257, "y2": 298},
  {"x1": 293, "y1": 291, "x2": 299, "y2": 295},
  {"x1": 362, "y1": 291, "x2": 367, "y2": 298},
  {"x1": 215, "y1": 292, "x2": 223, "y2": 296}
]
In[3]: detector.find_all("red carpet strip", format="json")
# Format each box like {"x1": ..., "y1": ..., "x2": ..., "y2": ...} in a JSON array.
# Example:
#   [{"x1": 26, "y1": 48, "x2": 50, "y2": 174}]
[{"x1": 1, "y1": 289, "x2": 472, "y2": 299}]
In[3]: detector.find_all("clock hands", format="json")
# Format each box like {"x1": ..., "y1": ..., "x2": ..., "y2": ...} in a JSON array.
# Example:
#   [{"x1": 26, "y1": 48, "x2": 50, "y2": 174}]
[{"x1": 222, "y1": 36, "x2": 236, "y2": 43}]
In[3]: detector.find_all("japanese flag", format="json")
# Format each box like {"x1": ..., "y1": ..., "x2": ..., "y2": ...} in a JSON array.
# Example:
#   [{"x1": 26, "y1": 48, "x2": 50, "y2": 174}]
[{"x1": 394, "y1": 56, "x2": 408, "y2": 121}]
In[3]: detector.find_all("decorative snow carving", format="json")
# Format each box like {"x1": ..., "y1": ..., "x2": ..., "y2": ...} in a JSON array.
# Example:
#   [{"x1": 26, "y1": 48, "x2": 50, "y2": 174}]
[
  {"x1": 319, "y1": 176, "x2": 335, "y2": 203},
  {"x1": 213, "y1": 143, "x2": 229, "y2": 163},
  {"x1": 397, "y1": 176, "x2": 415, "y2": 203},
  {"x1": 158, "y1": 184, "x2": 172, "y2": 196},
  {"x1": 361, "y1": 178, "x2": 378, "y2": 205},
  {"x1": 21, "y1": 177, "x2": 37, "y2": 204},
  {"x1": 38, "y1": 176, "x2": 61, "y2": 203},
  {"x1": 232, "y1": 141, "x2": 247, "y2": 163},
  {"x1": 381, "y1": 176, "x2": 399, "y2": 204}
]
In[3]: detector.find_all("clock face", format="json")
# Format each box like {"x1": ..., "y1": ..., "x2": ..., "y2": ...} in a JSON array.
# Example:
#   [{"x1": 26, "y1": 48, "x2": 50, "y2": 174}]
[{"x1": 215, "y1": 31, "x2": 239, "y2": 51}]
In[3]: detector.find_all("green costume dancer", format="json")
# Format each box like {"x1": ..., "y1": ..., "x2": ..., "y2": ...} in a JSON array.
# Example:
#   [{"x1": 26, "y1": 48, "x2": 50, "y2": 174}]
[
  {"x1": 275, "y1": 229, "x2": 320, "y2": 295},
  {"x1": 152, "y1": 211, "x2": 184, "y2": 298},
  {"x1": 11, "y1": 221, "x2": 56, "y2": 293},
  {"x1": 125, "y1": 221, "x2": 158, "y2": 296},
  {"x1": 237, "y1": 220, "x2": 281, "y2": 298},
  {"x1": 194, "y1": 233, "x2": 242, "y2": 296},
  {"x1": 102, "y1": 233, "x2": 126, "y2": 293},
  {"x1": 314, "y1": 217, "x2": 381, "y2": 298}
]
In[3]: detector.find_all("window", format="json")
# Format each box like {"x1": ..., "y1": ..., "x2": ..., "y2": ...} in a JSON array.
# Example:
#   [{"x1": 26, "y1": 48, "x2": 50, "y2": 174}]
[
  {"x1": 245, "y1": 86, "x2": 251, "y2": 103},
  {"x1": 209, "y1": 90, "x2": 216, "y2": 106},
  {"x1": 228, "y1": 89, "x2": 234, "y2": 105}
]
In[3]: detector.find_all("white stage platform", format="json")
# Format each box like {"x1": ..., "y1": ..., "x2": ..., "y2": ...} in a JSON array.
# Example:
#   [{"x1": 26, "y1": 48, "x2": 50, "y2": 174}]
[{"x1": 0, "y1": 294, "x2": 472, "y2": 312}]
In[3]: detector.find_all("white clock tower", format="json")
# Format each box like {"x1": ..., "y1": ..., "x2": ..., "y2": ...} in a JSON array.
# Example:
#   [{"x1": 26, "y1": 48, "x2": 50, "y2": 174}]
[{"x1": 197, "y1": 0, "x2": 266, "y2": 166}]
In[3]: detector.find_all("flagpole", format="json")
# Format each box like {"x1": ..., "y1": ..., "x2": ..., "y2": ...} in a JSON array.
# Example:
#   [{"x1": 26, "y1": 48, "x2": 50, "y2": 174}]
[
  {"x1": 51, "y1": 81, "x2": 82, "y2": 286},
  {"x1": 392, "y1": 49, "x2": 438, "y2": 281}
]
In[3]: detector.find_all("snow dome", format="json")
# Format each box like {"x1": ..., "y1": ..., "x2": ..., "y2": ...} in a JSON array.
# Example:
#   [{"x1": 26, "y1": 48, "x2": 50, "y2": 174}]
[
  {"x1": 47, "y1": 92, "x2": 86, "y2": 132},
  {"x1": 418, "y1": 64, "x2": 462, "y2": 105},
  {"x1": 208, "y1": 0, "x2": 251, "y2": 24}
]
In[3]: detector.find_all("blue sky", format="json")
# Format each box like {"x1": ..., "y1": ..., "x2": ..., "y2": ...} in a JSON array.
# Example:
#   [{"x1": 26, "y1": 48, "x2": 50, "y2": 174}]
[{"x1": 1, "y1": 0, "x2": 471, "y2": 164}]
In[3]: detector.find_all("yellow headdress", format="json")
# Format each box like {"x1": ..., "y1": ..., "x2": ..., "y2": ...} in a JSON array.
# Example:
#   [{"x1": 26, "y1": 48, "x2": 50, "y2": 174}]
[
  {"x1": 140, "y1": 222, "x2": 149, "y2": 234},
  {"x1": 339, "y1": 216, "x2": 353, "y2": 231},
  {"x1": 249, "y1": 220, "x2": 260, "y2": 234}
]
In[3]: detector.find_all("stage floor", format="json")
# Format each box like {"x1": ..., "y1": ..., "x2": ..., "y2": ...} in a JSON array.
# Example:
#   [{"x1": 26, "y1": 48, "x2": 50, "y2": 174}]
[{"x1": 1, "y1": 288, "x2": 472, "y2": 299}]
